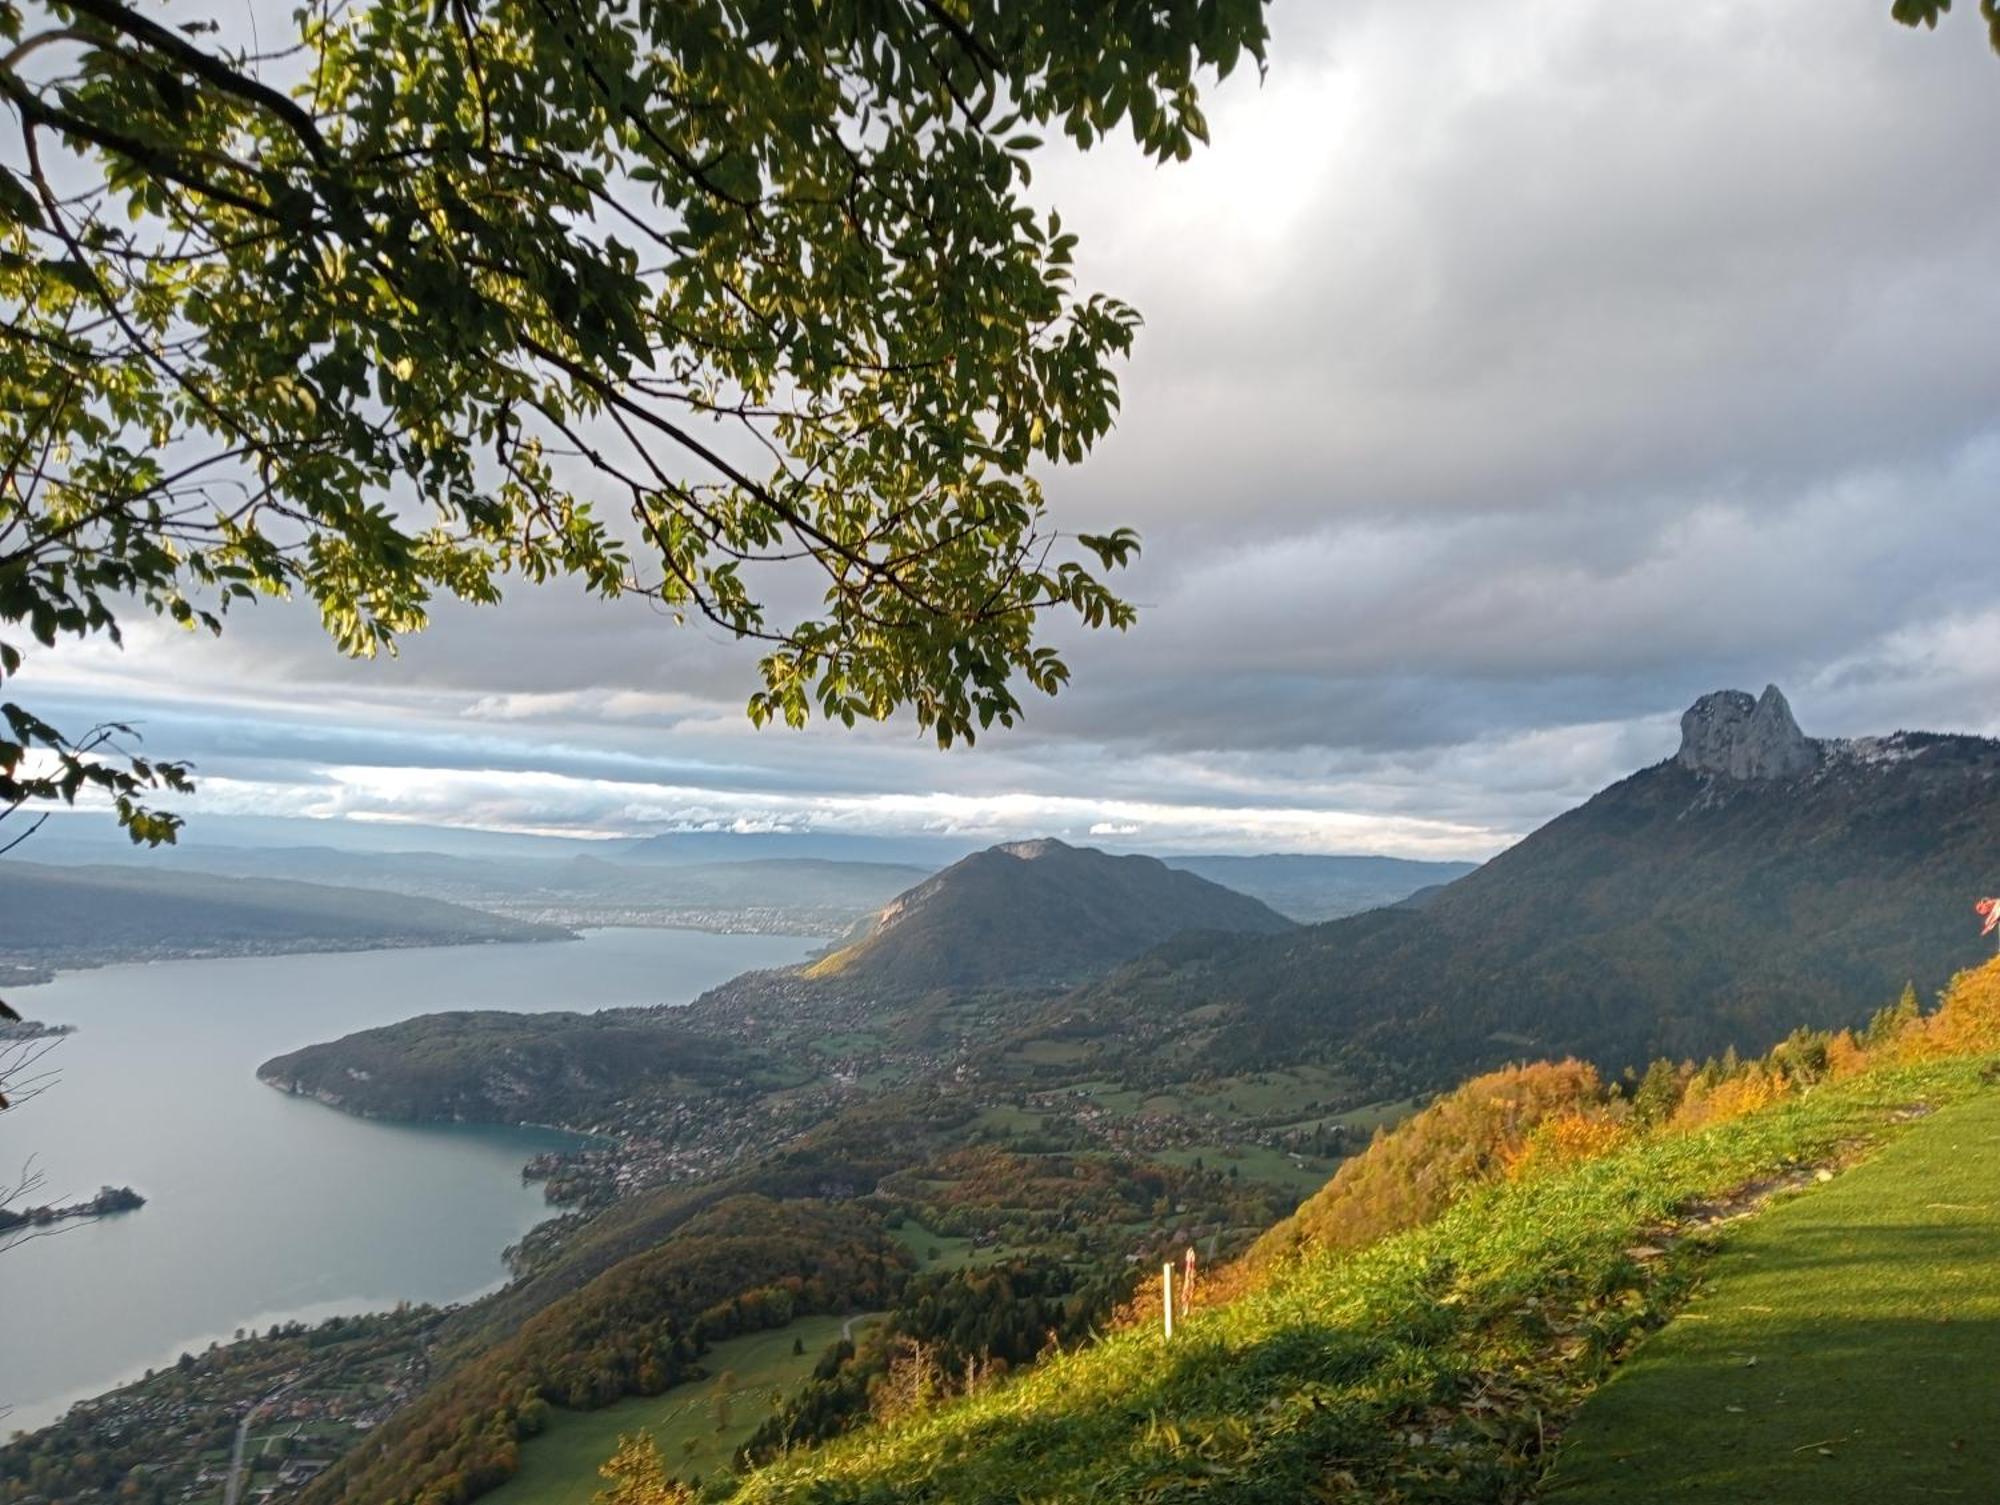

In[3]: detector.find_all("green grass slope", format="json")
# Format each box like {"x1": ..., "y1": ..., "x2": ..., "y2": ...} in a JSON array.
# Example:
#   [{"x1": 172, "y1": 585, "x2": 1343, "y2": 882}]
[
  {"x1": 1546, "y1": 1089, "x2": 2000, "y2": 1502},
  {"x1": 727, "y1": 1059, "x2": 2000, "y2": 1505},
  {"x1": 482, "y1": 1315, "x2": 871, "y2": 1505}
]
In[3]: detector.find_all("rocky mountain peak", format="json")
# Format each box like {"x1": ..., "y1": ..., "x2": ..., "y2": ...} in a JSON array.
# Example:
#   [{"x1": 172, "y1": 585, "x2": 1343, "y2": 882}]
[{"x1": 1676, "y1": 684, "x2": 1819, "y2": 780}]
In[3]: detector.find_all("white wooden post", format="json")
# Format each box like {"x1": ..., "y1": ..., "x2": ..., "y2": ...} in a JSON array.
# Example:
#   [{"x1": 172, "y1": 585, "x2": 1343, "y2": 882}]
[{"x1": 1162, "y1": 1261, "x2": 1175, "y2": 1340}]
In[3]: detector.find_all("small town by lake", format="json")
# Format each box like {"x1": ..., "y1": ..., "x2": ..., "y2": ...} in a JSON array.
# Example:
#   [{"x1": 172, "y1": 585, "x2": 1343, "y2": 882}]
[{"x1": 0, "y1": 928, "x2": 816, "y2": 1433}]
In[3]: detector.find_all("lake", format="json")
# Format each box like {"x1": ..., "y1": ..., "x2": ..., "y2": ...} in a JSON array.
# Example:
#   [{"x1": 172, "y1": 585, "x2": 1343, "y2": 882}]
[{"x1": 0, "y1": 928, "x2": 816, "y2": 1434}]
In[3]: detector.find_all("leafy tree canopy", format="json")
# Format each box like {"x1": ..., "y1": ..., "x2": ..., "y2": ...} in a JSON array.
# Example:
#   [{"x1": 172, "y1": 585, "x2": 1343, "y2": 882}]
[
  {"x1": 0, "y1": 0, "x2": 1269, "y2": 843},
  {"x1": 1893, "y1": 0, "x2": 2000, "y2": 52}
]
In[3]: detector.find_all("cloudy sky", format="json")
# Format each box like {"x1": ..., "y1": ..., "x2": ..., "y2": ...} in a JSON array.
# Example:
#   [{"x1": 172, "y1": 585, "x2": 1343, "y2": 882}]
[{"x1": 25, "y1": 0, "x2": 2000, "y2": 858}]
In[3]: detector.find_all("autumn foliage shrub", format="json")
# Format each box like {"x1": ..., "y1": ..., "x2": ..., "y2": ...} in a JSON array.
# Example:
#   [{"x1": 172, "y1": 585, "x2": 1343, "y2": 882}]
[
  {"x1": 1249, "y1": 959, "x2": 2000, "y2": 1275},
  {"x1": 1901, "y1": 956, "x2": 2000, "y2": 1060},
  {"x1": 593, "y1": 1434, "x2": 695, "y2": 1505},
  {"x1": 1667, "y1": 1062, "x2": 1786, "y2": 1131},
  {"x1": 1799, "y1": 960, "x2": 2000, "y2": 1084},
  {"x1": 1249, "y1": 1059, "x2": 1607, "y2": 1266},
  {"x1": 1824, "y1": 1029, "x2": 1872, "y2": 1081},
  {"x1": 1503, "y1": 1108, "x2": 1631, "y2": 1181}
]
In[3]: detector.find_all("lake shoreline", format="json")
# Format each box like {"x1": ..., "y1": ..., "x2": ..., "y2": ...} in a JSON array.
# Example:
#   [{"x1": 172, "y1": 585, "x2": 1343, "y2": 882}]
[
  {"x1": 0, "y1": 928, "x2": 579, "y2": 990},
  {"x1": 0, "y1": 929, "x2": 818, "y2": 1435},
  {"x1": 2, "y1": 918, "x2": 840, "y2": 991}
]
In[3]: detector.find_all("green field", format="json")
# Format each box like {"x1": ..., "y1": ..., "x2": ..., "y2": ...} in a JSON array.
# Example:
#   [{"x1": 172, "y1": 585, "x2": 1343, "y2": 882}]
[
  {"x1": 1547, "y1": 1089, "x2": 2000, "y2": 1501},
  {"x1": 1153, "y1": 1142, "x2": 1338, "y2": 1195},
  {"x1": 888, "y1": 1217, "x2": 1010, "y2": 1271},
  {"x1": 481, "y1": 1314, "x2": 873, "y2": 1505},
  {"x1": 1326, "y1": 1093, "x2": 1426, "y2": 1133},
  {"x1": 971, "y1": 1103, "x2": 1048, "y2": 1138},
  {"x1": 1004, "y1": 1038, "x2": 1092, "y2": 1067},
  {"x1": 1063, "y1": 1069, "x2": 1407, "y2": 1131}
]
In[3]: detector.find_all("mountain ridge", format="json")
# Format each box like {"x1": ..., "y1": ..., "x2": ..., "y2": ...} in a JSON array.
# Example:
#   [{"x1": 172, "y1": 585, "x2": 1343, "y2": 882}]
[
  {"x1": 1044, "y1": 691, "x2": 2000, "y2": 1091},
  {"x1": 804, "y1": 838, "x2": 1296, "y2": 993}
]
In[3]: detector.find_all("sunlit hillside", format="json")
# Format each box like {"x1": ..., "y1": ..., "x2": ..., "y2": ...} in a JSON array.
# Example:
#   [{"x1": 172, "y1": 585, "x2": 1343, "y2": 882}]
[{"x1": 702, "y1": 959, "x2": 2000, "y2": 1504}]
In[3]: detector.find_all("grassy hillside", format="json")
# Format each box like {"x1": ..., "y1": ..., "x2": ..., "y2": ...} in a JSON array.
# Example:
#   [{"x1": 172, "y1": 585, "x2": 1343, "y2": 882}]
[
  {"x1": 806, "y1": 839, "x2": 1293, "y2": 993},
  {"x1": 1548, "y1": 1090, "x2": 2000, "y2": 1501},
  {"x1": 718, "y1": 962, "x2": 2000, "y2": 1504},
  {"x1": 1246, "y1": 1058, "x2": 1605, "y2": 1267},
  {"x1": 0, "y1": 858, "x2": 567, "y2": 970}
]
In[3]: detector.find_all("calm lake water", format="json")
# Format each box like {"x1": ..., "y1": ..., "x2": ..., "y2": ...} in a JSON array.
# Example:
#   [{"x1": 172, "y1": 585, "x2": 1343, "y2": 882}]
[{"x1": 0, "y1": 928, "x2": 815, "y2": 1434}]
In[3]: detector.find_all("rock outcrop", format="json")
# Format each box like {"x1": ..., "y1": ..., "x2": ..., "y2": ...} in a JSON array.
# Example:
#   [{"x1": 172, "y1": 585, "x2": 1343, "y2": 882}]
[{"x1": 1676, "y1": 685, "x2": 1819, "y2": 780}]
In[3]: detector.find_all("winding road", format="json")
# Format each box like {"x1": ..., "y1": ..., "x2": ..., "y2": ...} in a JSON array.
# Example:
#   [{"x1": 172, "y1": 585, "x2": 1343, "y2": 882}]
[{"x1": 222, "y1": 1381, "x2": 298, "y2": 1505}]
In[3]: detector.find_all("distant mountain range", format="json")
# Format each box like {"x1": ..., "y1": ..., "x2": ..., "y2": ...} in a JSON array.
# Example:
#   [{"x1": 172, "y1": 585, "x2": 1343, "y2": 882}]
[
  {"x1": 0, "y1": 860, "x2": 568, "y2": 975},
  {"x1": 9, "y1": 842, "x2": 931, "y2": 937},
  {"x1": 29, "y1": 813, "x2": 983, "y2": 869},
  {"x1": 604, "y1": 830, "x2": 979, "y2": 867},
  {"x1": 1046, "y1": 687, "x2": 2000, "y2": 1088},
  {"x1": 21, "y1": 816, "x2": 1469, "y2": 930},
  {"x1": 804, "y1": 838, "x2": 1296, "y2": 993},
  {"x1": 1162, "y1": 853, "x2": 1478, "y2": 922}
]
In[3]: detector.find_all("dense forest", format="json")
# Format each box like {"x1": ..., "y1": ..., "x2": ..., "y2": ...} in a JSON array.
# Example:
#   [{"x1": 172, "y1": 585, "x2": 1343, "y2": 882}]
[
  {"x1": 877, "y1": 1147, "x2": 1288, "y2": 1253},
  {"x1": 743, "y1": 1256, "x2": 1132, "y2": 1463},
  {"x1": 259, "y1": 1009, "x2": 776, "y2": 1124}
]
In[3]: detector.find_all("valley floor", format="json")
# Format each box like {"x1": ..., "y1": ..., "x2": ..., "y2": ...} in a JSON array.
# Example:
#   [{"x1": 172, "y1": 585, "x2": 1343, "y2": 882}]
[{"x1": 1545, "y1": 1088, "x2": 2000, "y2": 1502}]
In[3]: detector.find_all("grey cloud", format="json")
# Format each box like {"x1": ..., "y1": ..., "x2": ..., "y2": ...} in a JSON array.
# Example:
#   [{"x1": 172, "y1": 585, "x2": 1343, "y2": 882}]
[
  {"x1": 1055, "y1": 0, "x2": 2000, "y2": 533},
  {"x1": 17, "y1": 0, "x2": 2000, "y2": 852}
]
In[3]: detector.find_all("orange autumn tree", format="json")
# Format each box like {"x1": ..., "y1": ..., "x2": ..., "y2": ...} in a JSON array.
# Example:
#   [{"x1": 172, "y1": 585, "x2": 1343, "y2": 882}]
[{"x1": 594, "y1": 1434, "x2": 694, "y2": 1505}]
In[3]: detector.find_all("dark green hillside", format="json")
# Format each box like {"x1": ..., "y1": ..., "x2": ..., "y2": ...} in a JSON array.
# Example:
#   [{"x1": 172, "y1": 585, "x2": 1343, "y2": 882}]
[
  {"x1": 1050, "y1": 692, "x2": 2000, "y2": 1095},
  {"x1": 0, "y1": 859, "x2": 567, "y2": 971},
  {"x1": 257, "y1": 1010, "x2": 768, "y2": 1123},
  {"x1": 442, "y1": 1093, "x2": 989, "y2": 1352},
  {"x1": 807, "y1": 838, "x2": 1293, "y2": 992}
]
